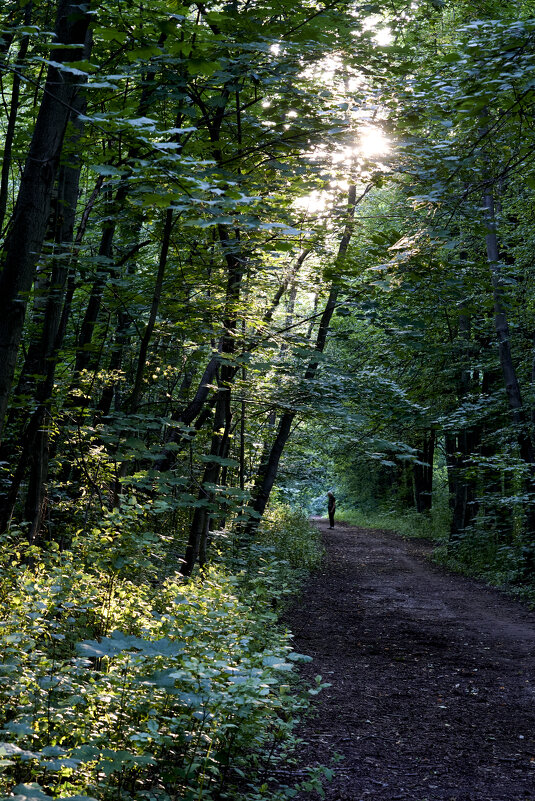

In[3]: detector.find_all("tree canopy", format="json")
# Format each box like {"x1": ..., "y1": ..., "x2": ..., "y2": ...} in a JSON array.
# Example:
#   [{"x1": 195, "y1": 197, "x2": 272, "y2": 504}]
[
  {"x1": 2, "y1": 0, "x2": 535, "y2": 574},
  {"x1": 3, "y1": 1, "x2": 535, "y2": 799}
]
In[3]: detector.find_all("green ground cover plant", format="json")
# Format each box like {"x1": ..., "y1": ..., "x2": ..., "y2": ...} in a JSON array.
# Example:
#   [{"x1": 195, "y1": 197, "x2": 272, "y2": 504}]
[
  {"x1": 0, "y1": 503, "x2": 324, "y2": 801},
  {"x1": 336, "y1": 498, "x2": 450, "y2": 545}
]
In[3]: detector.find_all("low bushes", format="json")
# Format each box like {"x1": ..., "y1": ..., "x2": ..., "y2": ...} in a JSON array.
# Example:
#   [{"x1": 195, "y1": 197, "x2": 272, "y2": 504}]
[{"x1": 0, "y1": 503, "x2": 323, "y2": 801}]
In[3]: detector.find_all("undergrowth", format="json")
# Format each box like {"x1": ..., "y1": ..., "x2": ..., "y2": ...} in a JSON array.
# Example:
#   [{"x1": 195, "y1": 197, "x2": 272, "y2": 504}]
[
  {"x1": 0, "y1": 502, "x2": 325, "y2": 801},
  {"x1": 432, "y1": 538, "x2": 535, "y2": 606},
  {"x1": 254, "y1": 506, "x2": 324, "y2": 583},
  {"x1": 336, "y1": 506, "x2": 449, "y2": 543},
  {"x1": 334, "y1": 470, "x2": 451, "y2": 543}
]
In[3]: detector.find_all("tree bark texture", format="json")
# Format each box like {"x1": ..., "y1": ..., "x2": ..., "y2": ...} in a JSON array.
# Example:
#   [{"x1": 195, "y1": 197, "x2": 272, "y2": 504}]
[
  {"x1": 0, "y1": 102, "x2": 88, "y2": 535},
  {"x1": 0, "y1": 0, "x2": 91, "y2": 440}
]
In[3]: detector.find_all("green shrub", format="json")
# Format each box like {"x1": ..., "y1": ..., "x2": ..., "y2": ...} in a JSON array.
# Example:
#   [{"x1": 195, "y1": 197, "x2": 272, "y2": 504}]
[
  {"x1": 0, "y1": 504, "x2": 321, "y2": 801},
  {"x1": 337, "y1": 505, "x2": 449, "y2": 542},
  {"x1": 257, "y1": 505, "x2": 324, "y2": 573}
]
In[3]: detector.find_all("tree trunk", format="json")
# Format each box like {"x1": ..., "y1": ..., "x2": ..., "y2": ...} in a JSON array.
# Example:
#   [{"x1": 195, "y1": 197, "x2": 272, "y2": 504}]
[
  {"x1": 0, "y1": 104, "x2": 88, "y2": 535},
  {"x1": 0, "y1": 11, "x2": 31, "y2": 233},
  {"x1": 444, "y1": 432, "x2": 457, "y2": 510},
  {"x1": 22, "y1": 142, "x2": 86, "y2": 540},
  {"x1": 245, "y1": 410, "x2": 295, "y2": 530},
  {"x1": 0, "y1": 0, "x2": 91, "y2": 440},
  {"x1": 414, "y1": 430, "x2": 435, "y2": 513},
  {"x1": 484, "y1": 191, "x2": 529, "y2": 444},
  {"x1": 70, "y1": 55, "x2": 168, "y2": 383},
  {"x1": 0, "y1": 24, "x2": 92, "y2": 536},
  {"x1": 73, "y1": 186, "x2": 127, "y2": 377},
  {"x1": 126, "y1": 210, "x2": 173, "y2": 412},
  {"x1": 244, "y1": 184, "x2": 360, "y2": 535},
  {"x1": 449, "y1": 430, "x2": 479, "y2": 542},
  {"x1": 483, "y1": 187, "x2": 535, "y2": 536},
  {"x1": 181, "y1": 382, "x2": 232, "y2": 575},
  {"x1": 96, "y1": 236, "x2": 147, "y2": 417},
  {"x1": 447, "y1": 310, "x2": 480, "y2": 540},
  {"x1": 531, "y1": 331, "x2": 535, "y2": 428},
  {"x1": 156, "y1": 247, "x2": 312, "y2": 471}
]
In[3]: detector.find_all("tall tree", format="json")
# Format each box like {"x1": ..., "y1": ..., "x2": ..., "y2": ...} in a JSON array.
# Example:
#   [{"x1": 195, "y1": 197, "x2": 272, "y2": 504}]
[{"x1": 0, "y1": 0, "x2": 91, "y2": 438}]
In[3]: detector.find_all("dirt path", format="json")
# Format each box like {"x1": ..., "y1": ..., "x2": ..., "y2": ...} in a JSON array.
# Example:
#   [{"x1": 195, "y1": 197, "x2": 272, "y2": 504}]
[{"x1": 286, "y1": 520, "x2": 535, "y2": 801}]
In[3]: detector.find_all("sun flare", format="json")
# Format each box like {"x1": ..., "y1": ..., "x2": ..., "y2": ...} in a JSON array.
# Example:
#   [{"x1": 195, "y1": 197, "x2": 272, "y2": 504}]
[
  {"x1": 359, "y1": 126, "x2": 390, "y2": 158},
  {"x1": 293, "y1": 128, "x2": 392, "y2": 214}
]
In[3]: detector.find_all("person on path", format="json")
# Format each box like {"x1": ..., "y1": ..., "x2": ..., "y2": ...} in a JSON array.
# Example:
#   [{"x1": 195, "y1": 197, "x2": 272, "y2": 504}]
[{"x1": 327, "y1": 491, "x2": 336, "y2": 529}]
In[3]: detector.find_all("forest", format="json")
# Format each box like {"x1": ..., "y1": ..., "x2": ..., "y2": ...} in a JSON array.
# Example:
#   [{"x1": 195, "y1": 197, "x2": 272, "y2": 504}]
[{"x1": 1, "y1": 0, "x2": 535, "y2": 798}]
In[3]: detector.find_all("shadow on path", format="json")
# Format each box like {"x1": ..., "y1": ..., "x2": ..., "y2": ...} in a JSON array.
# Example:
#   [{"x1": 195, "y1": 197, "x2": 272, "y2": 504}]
[{"x1": 285, "y1": 520, "x2": 535, "y2": 801}]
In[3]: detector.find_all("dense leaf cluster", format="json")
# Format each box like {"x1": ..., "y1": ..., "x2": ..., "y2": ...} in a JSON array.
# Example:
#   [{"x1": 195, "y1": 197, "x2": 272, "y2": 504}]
[{"x1": 0, "y1": 507, "x2": 323, "y2": 801}]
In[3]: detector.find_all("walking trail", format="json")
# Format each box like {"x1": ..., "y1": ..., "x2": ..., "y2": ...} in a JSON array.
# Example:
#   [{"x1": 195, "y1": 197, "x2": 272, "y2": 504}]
[{"x1": 285, "y1": 520, "x2": 535, "y2": 801}]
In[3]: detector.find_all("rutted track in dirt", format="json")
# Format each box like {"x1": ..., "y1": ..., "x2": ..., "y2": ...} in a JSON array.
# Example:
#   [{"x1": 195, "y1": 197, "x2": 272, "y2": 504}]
[{"x1": 286, "y1": 520, "x2": 535, "y2": 801}]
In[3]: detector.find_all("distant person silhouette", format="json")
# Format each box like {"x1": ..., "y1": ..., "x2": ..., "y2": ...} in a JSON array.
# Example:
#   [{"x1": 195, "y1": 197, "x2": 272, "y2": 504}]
[{"x1": 327, "y1": 491, "x2": 336, "y2": 529}]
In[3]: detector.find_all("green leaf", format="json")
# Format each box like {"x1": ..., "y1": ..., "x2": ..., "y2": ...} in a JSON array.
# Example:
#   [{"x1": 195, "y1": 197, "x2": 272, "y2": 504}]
[{"x1": 93, "y1": 27, "x2": 127, "y2": 43}]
